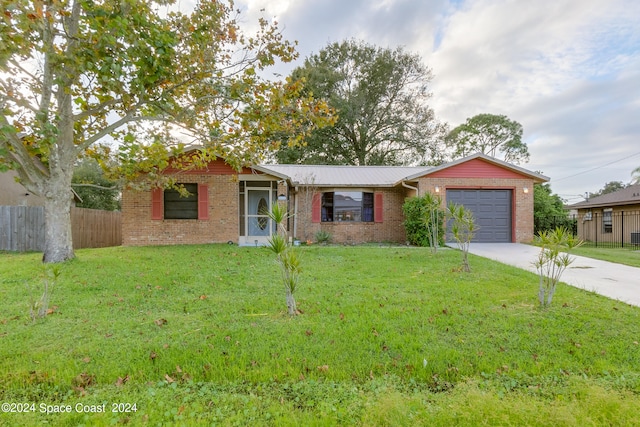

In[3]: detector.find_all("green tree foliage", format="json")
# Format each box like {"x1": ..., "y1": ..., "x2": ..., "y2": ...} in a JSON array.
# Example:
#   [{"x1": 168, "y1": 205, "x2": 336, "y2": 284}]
[
  {"x1": 275, "y1": 39, "x2": 447, "y2": 166},
  {"x1": 445, "y1": 114, "x2": 529, "y2": 164},
  {"x1": 402, "y1": 193, "x2": 445, "y2": 249},
  {"x1": 590, "y1": 181, "x2": 628, "y2": 197},
  {"x1": 632, "y1": 167, "x2": 640, "y2": 185},
  {"x1": 72, "y1": 158, "x2": 120, "y2": 211},
  {"x1": 0, "y1": 0, "x2": 332, "y2": 262},
  {"x1": 533, "y1": 183, "x2": 572, "y2": 235}
]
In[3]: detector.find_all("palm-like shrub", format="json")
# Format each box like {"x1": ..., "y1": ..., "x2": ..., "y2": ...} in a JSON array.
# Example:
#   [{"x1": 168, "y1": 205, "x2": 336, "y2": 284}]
[
  {"x1": 533, "y1": 227, "x2": 583, "y2": 308},
  {"x1": 266, "y1": 204, "x2": 300, "y2": 316},
  {"x1": 446, "y1": 203, "x2": 476, "y2": 272}
]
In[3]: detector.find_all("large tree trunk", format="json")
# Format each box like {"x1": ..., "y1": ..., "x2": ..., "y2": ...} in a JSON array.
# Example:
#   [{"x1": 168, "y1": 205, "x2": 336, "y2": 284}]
[{"x1": 42, "y1": 175, "x2": 75, "y2": 263}]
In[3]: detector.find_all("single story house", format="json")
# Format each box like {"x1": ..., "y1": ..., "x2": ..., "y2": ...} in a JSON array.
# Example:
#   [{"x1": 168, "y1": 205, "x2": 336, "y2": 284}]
[
  {"x1": 569, "y1": 184, "x2": 640, "y2": 245},
  {"x1": 121, "y1": 152, "x2": 548, "y2": 246}
]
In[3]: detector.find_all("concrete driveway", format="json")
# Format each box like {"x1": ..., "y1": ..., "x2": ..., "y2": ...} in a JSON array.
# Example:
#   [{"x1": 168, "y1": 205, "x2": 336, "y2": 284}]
[{"x1": 464, "y1": 243, "x2": 640, "y2": 308}]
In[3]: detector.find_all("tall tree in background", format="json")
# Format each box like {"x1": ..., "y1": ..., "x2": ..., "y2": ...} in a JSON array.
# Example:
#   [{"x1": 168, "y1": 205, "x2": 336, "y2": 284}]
[
  {"x1": 445, "y1": 114, "x2": 529, "y2": 164},
  {"x1": 0, "y1": 0, "x2": 332, "y2": 262},
  {"x1": 590, "y1": 181, "x2": 627, "y2": 198},
  {"x1": 275, "y1": 39, "x2": 446, "y2": 166},
  {"x1": 72, "y1": 158, "x2": 120, "y2": 211},
  {"x1": 631, "y1": 166, "x2": 640, "y2": 185},
  {"x1": 533, "y1": 182, "x2": 570, "y2": 235}
]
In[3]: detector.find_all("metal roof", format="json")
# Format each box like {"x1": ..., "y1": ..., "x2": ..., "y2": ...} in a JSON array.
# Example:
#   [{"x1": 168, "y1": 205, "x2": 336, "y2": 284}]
[
  {"x1": 256, "y1": 164, "x2": 430, "y2": 187},
  {"x1": 256, "y1": 153, "x2": 548, "y2": 187}
]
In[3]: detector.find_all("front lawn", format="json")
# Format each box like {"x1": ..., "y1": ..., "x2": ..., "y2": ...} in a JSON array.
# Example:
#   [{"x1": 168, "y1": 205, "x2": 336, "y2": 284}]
[
  {"x1": 571, "y1": 246, "x2": 640, "y2": 268},
  {"x1": 1, "y1": 245, "x2": 639, "y2": 426}
]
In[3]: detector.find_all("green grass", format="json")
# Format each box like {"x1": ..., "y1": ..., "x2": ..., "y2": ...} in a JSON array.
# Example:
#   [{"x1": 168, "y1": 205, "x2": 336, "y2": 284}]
[
  {"x1": 570, "y1": 246, "x2": 640, "y2": 268},
  {"x1": 1, "y1": 245, "x2": 639, "y2": 426}
]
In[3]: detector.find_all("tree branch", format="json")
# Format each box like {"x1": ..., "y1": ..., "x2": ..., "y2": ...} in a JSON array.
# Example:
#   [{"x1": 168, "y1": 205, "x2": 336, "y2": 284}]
[
  {"x1": 73, "y1": 98, "x2": 123, "y2": 121},
  {"x1": 78, "y1": 110, "x2": 170, "y2": 151},
  {"x1": 71, "y1": 183, "x2": 118, "y2": 190}
]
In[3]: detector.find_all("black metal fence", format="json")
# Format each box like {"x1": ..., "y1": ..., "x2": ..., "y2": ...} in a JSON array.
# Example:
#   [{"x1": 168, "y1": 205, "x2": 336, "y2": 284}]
[
  {"x1": 536, "y1": 211, "x2": 640, "y2": 248},
  {"x1": 534, "y1": 215, "x2": 577, "y2": 237}
]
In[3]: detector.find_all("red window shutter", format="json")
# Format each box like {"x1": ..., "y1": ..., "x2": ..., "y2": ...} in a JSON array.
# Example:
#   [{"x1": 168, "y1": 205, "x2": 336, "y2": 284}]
[
  {"x1": 374, "y1": 193, "x2": 384, "y2": 223},
  {"x1": 151, "y1": 188, "x2": 163, "y2": 220},
  {"x1": 311, "y1": 193, "x2": 321, "y2": 223},
  {"x1": 198, "y1": 184, "x2": 209, "y2": 220}
]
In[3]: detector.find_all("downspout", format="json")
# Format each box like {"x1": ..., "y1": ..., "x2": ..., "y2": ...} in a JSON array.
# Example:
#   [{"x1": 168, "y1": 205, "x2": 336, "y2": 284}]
[
  {"x1": 293, "y1": 186, "x2": 299, "y2": 240},
  {"x1": 402, "y1": 181, "x2": 419, "y2": 196}
]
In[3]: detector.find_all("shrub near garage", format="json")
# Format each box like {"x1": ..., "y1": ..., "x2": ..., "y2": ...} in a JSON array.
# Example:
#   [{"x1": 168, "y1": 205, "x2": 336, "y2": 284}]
[{"x1": 403, "y1": 193, "x2": 445, "y2": 249}]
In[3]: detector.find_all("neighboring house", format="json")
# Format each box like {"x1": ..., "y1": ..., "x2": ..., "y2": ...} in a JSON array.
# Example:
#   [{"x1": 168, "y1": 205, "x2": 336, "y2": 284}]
[
  {"x1": 0, "y1": 170, "x2": 45, "y2": 206},
  {"x1": 0, "y1": 170, "x2": 82, "y2": 206},
  {"x1": 1, "y1": 170, "x2": 120, "y2": 252},
  {"x1": 569, "y1": 185, "x2": 640, "y2": 245},
  {"x1": 121, "y1": 152, "x2": 548, "y2": 246}
]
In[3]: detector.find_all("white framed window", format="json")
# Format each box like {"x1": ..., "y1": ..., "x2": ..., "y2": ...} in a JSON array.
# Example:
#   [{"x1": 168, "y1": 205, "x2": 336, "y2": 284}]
[{"x1": 602, "y1": 208, "x2": 612, "y2": 233}]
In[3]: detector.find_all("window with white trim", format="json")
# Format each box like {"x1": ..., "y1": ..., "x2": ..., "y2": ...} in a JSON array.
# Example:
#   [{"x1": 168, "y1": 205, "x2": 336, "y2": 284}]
[{"x1": 602, "y1": 208, "x2": 612, "y2": 233}]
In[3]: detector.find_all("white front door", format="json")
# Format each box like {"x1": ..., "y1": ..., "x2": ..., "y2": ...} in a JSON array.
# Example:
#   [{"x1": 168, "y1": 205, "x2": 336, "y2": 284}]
[{"x1": 244, "y1": 188, "x2": 273, "y2": 245}]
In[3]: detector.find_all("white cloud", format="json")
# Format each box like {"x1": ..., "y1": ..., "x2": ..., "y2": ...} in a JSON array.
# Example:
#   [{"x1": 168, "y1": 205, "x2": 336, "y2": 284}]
[{"x1": 232, "y1": 0, "x2": 640, "y2": 196}]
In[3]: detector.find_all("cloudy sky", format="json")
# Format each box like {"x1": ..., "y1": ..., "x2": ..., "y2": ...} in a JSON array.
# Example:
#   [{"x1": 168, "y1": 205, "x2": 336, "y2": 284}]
[{"x1": 231, "y1": 0, "x2": 640, "y2": 202}]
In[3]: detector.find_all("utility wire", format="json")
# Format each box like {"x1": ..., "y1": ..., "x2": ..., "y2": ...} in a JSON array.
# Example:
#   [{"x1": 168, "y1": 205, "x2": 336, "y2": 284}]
[{"x1": 552, "y1": 151, "x2": 640, "y2": 183}]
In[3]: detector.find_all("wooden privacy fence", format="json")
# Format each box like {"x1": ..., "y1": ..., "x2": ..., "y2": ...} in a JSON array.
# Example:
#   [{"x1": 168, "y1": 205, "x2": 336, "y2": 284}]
[
  {"x1": 71, "y1": 207, "x2": 122, "y2": 250},
  {"x1": 0, "y1": 206, "x2": 121, "y2": 252}
]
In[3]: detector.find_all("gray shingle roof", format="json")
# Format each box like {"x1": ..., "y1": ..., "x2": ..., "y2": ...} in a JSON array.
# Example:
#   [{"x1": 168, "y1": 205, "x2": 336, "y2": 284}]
[{"x1": 570, "y1": 184, "x2": 640, "y2": 208}]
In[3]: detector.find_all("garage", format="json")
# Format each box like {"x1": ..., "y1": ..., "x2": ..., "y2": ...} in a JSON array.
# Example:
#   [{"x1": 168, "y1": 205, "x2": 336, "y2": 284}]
[{"x1": 446, "y1": 189, "x2": 512, "y2": 242}]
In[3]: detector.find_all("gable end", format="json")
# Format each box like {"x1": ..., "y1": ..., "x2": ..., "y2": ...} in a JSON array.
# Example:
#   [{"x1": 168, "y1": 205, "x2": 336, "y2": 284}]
[{"x1": 427, "y1": 158, "x2": 528, "y2": 179}]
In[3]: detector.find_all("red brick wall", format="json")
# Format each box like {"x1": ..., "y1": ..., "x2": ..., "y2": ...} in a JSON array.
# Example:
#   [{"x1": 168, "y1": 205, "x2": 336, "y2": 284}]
[
  {"x1": 122, "y1": 174, "x2": 239, "y2": 246},
  {"x1": 417, "y1": 177, "x2": 535, "y2": 243},
  {"x1": 293, "y1": 187, "x2": 409, "y2": 244}
]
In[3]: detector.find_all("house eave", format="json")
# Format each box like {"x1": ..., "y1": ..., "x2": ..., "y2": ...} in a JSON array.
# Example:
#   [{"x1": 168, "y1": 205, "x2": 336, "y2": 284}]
[{"x1": 572, "y1": 200, "x2": 640, "y2": 210}]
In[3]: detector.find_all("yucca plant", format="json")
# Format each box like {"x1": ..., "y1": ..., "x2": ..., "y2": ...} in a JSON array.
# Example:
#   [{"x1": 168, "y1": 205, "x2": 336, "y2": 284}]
[
  {"x1": 266, "y1": 203, "x2": 300, "y2": 316},
  {"x1": 28, "y1": 265, "x2": 61, "y2": 321},
  {"x1": 446, "y1": 203, "x2": 476, "y2": 272},
  {"x1": 533, "y1": 227, "x2": 583, "y2": 308},
  {"x1": 314, "y1": 230, "x2": 332, "y2": 245}
]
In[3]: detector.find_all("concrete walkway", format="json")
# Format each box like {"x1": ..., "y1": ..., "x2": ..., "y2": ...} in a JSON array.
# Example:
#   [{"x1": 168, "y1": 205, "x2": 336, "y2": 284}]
[{"x1": 464, "y1": 243, "x2": 640, "y2": 308}]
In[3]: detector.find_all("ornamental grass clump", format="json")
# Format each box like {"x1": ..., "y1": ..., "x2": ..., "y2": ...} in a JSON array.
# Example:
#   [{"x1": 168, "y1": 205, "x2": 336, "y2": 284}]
[
  {"x1": 266, "y1": 203, "x2": 300, "y2": 316},
  {"x1": 533, "y1": 227, "x2": 583, "y2": 308},
  {"x1": 314, "y1": 229, "x2": 332, "y2": 245}
]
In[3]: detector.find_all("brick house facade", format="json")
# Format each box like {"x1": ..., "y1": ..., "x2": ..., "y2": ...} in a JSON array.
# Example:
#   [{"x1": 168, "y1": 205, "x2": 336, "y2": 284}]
[
  {"x1": 293, "y1": 186, "x2": 407, "y2": 245},
  {"x1": 121, "y1": 153, "x2": 547, "y2": 246}
]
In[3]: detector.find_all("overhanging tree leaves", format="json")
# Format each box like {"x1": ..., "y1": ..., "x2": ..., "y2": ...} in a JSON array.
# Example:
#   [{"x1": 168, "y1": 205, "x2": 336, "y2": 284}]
[
  {"x1": 275, "y1": 39, "x2": 447, "y2": 166},
  {"x1": 445, "y1": 113, "x2": 529, "y2": 164},
  {"x1": 0, "y1": 0, "x2": 332, "y2": 263}
]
